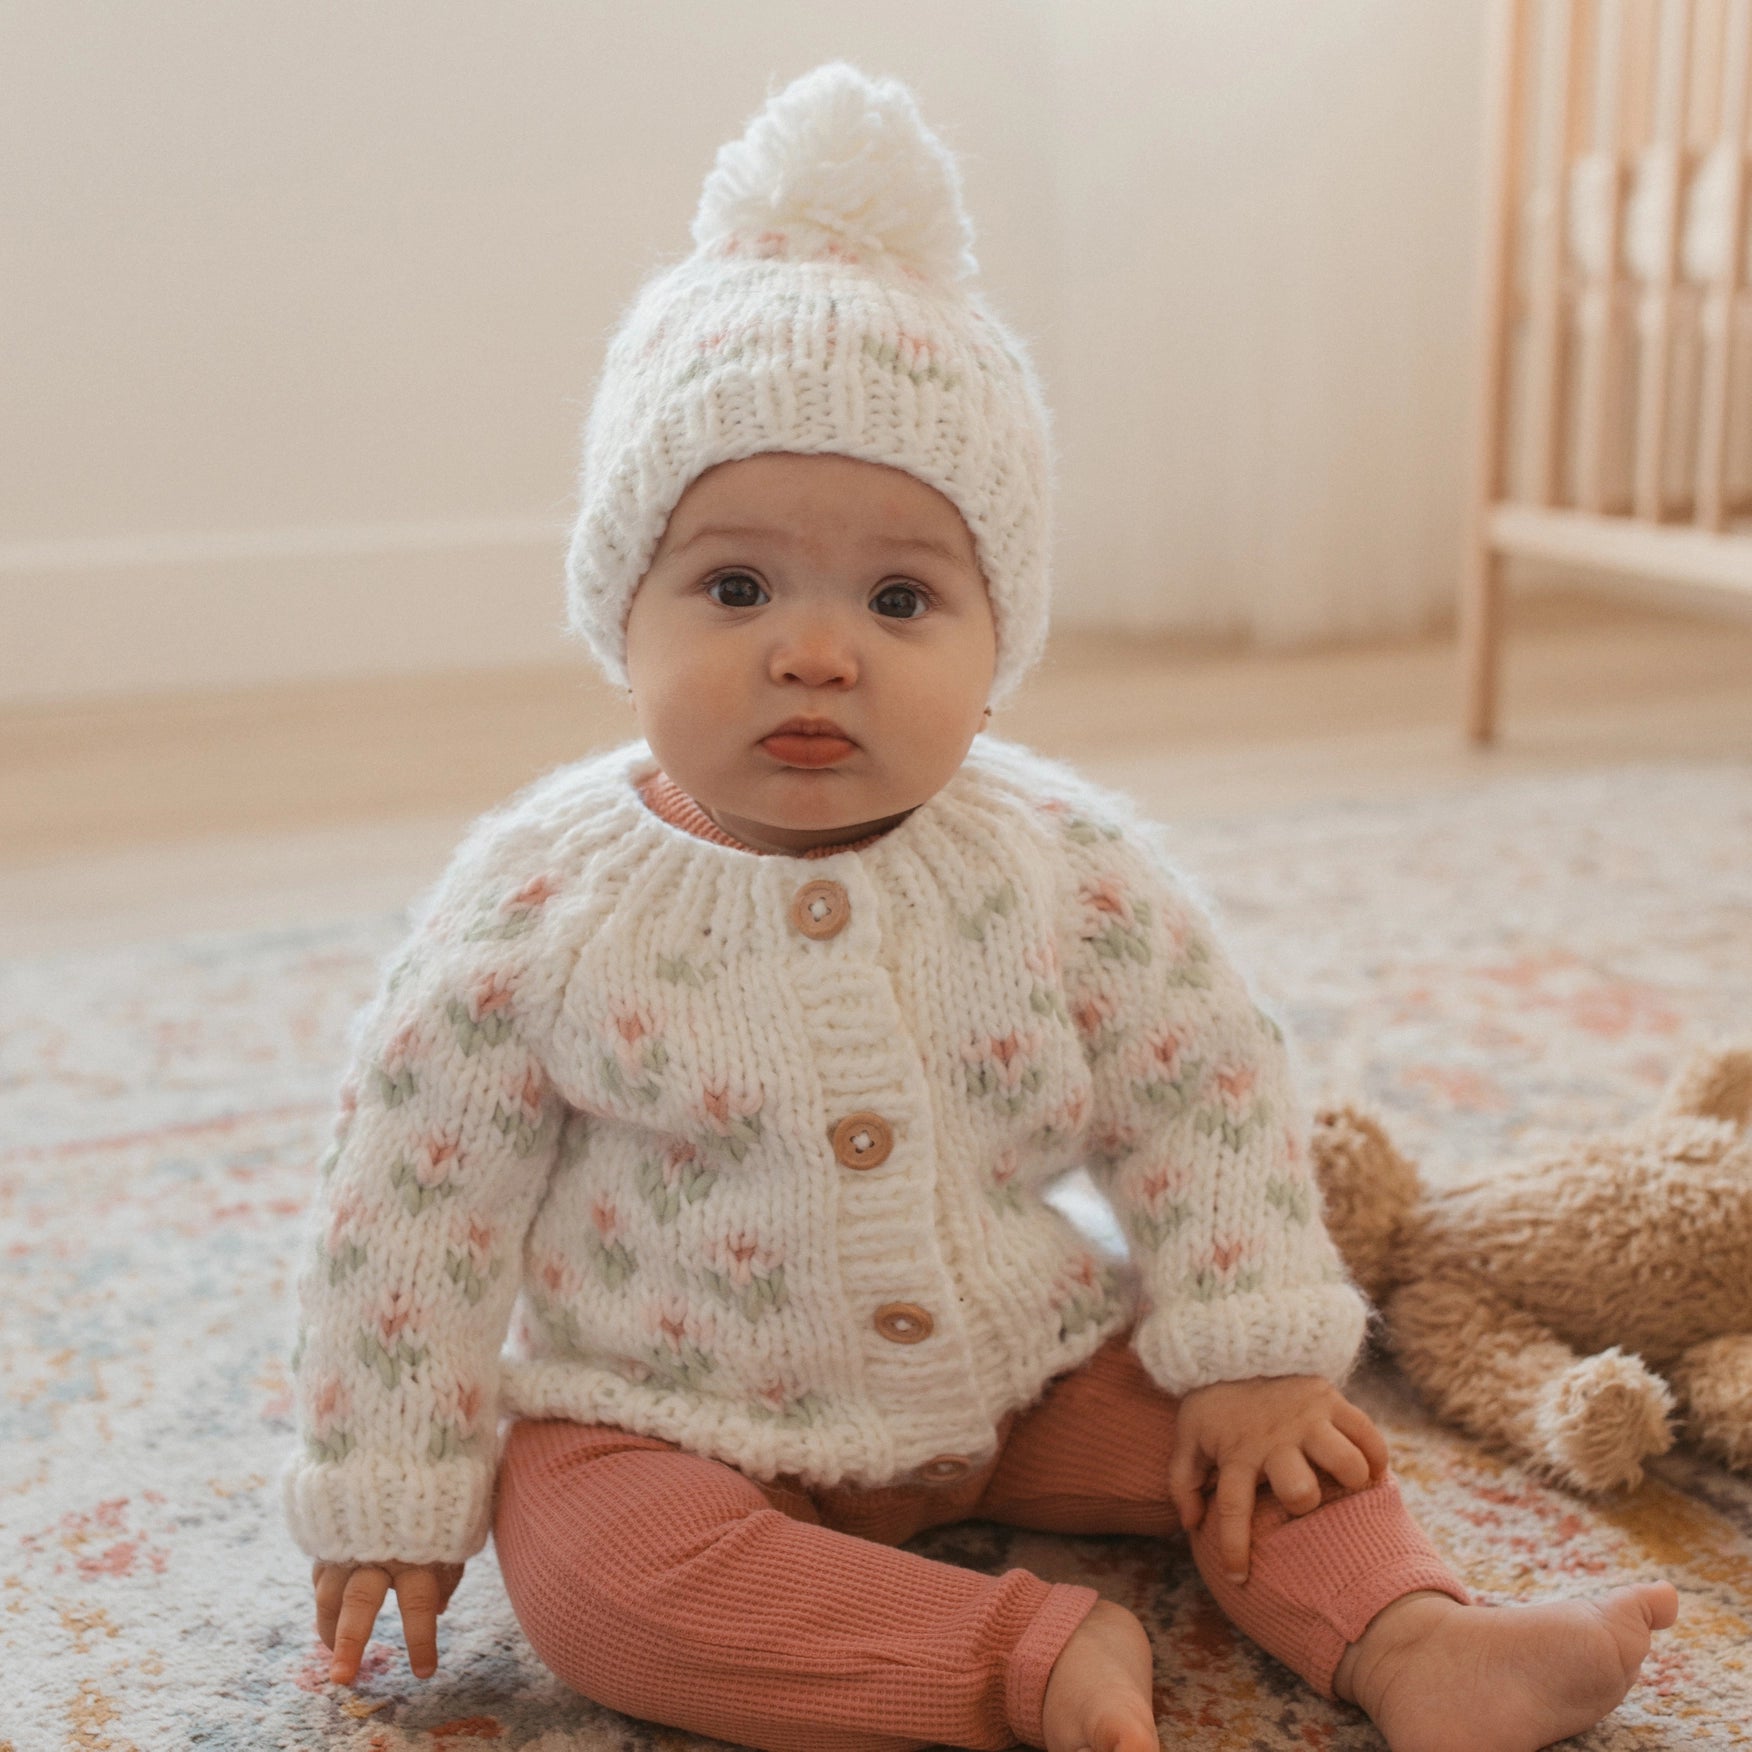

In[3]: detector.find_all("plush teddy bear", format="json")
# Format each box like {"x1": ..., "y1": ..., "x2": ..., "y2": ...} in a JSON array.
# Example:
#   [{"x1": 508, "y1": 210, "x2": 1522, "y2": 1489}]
[{"x1": 1309, "y1": 1042, "x2": 1752, "y2": 1494}]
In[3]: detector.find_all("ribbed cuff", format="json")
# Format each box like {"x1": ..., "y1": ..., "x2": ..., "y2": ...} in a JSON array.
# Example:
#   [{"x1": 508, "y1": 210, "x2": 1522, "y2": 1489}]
[
  {"x1": 1004, "y1": 1581, "x2": 1102, "y2": 1747},
  {"x1": 280, "y1": 1448, "x2": 496, "y2": 1565},
  {"x1": 1134, "y1": 1282, "x2": 1369, "y2": 1398}
]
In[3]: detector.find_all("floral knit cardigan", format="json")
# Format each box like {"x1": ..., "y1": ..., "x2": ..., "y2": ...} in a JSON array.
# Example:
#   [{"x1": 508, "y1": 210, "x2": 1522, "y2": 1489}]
[{"x1": 281, "y1": 734, "x2": 1367, "y2": 1565}]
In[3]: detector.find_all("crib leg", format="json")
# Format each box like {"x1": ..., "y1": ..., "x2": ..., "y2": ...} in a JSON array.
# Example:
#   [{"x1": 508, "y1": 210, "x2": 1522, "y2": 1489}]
[{"x1": 1461, "y1": 539, "x2": 1505, "y2": 745}]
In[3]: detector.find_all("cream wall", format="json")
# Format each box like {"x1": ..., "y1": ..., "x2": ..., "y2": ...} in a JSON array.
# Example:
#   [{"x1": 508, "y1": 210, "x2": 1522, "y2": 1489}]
[{"x1": 2, "y1": 2, "x2": 1486, "y2": 704}]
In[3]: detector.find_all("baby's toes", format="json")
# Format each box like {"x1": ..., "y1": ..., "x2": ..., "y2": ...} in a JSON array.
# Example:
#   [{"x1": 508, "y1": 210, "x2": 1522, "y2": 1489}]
[
  {"x1": 1082, "y1": 1701, "x2": 1159, "y2": 1752},
  {"x1": 1597, "y1": 1581, "x2": 1680, "y2": 1678}
]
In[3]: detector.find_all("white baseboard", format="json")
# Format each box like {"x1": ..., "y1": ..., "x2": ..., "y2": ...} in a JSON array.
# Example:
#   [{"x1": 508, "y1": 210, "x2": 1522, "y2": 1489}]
[{"x1": 1, "y1": 519, "x2": 580, "y2": 704}]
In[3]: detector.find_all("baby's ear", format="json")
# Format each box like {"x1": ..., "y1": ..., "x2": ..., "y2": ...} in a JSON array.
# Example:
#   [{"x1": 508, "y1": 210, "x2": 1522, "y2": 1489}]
[{"x1": 1654, "y1": 1043, "x2": 1752, "y2": 1131}]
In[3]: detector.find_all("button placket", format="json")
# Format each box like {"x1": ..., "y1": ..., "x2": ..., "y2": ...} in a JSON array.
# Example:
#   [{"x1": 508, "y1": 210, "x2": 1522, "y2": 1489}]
[
  {"x1": 918, "y1": 1454, "x2": 972, "y2": 1482},
  {"x1": 873, "y1": 1302, "x2": 934, "y2": 1344},
  {"x1": 789, "y1": 879, "x2": 850, "y2": 940},
  {"x1": 830, "y1": 1111, "x2": 894, "y2": 1171}
]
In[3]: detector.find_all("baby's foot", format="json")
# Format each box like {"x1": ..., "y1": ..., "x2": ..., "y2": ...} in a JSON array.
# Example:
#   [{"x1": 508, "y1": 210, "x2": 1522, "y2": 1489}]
[
  {"x1": 1040, "y1": 1598, "x2": 1158, "y2": 1752},
  {"x1": 1334, "y1": 1582, "x2": 1680, "y2": 1752}
]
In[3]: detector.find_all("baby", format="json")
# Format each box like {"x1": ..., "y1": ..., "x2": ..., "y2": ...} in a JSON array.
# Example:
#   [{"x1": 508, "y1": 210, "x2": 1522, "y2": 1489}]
[{"x1": 285, "y1": 61, "x2": 1677, "y2": 1752}]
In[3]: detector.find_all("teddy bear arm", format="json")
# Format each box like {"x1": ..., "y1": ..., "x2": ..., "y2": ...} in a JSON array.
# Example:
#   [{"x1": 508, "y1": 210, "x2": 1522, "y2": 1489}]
[
  {"x1": 1667, "y1": 1332, "x2": 1752, "y2": 1472},
  {"x1": 1389, "y1": 1270, "x2": 1674, "y2": 1493}
]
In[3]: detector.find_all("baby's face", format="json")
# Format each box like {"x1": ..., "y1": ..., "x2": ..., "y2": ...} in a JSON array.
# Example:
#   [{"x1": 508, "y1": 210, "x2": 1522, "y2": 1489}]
[{"x1": 624, "y1": 452, "x2": 996, "y2": 855}]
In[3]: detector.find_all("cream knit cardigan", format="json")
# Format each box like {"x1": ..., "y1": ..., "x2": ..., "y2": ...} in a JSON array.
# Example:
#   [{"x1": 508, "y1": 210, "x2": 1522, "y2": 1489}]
[{"x1": 281, "y1": 734, "x2": 1367, "y2": 1565}]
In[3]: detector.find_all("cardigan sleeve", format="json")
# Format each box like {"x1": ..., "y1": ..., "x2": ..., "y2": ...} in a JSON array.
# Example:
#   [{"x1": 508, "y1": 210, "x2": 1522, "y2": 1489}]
[
  {"x1": 1052, "y1": 805, "x2": 1367, "y2": 1398},
  {"x1": 279, "y1": 838, "x2": 576, "y2": 1566}
]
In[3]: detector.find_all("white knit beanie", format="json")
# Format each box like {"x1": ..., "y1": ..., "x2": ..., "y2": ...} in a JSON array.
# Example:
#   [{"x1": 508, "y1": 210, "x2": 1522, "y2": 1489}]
[{"x1": 564, "y1": 61, "x2": 1056, "y2": 711}]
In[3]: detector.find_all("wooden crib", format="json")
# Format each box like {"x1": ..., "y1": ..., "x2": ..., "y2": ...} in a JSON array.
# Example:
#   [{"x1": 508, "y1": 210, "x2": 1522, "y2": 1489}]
[{"x1": 1463, "y1": 0, "x2": 1752, "y2": 741}]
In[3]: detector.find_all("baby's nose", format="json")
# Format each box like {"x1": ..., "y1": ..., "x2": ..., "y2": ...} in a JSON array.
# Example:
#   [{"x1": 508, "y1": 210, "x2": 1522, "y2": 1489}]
[{"x1": 770, "y1": 619, "x2": 860, "y2": 688}]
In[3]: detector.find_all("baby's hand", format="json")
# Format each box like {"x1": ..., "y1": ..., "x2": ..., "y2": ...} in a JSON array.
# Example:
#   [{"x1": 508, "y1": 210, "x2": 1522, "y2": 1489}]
[
  {"x1": 312, "y1": 1558, "x2": 465, "y2": 1685},
  {"x1": 1167, "y1": 1375, "x2": 1389, "y2": 1584}
]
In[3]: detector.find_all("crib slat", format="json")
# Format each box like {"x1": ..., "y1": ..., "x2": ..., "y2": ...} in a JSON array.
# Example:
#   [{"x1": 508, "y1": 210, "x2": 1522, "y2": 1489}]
[
  {"x1": 1577, "y1": 0, "x2": 1632, "y2": 511},
  {"x1": 1694, "y1": 0, "x2": 1751, "y2": 530},
  {"x1": 1633, "y1": 0, "x2": 1695, "y2": 519},
  {"x1": 1464, "y1": 0, "x2": 1536, "y2": 743},
  {"x1": 1525, "y1": 0, "x2": 1587, "y2": 505}
]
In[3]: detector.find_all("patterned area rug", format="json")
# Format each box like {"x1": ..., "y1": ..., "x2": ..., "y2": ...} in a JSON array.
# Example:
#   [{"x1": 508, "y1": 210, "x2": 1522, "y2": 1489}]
[{"x1": 4, "y1": 760, "x2": 1751, "y2": 1751}]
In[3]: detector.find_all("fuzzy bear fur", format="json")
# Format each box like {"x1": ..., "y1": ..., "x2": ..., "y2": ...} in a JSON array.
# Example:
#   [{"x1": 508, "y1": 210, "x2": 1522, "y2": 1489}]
[{"x1": 1310, "y1": 1043, "x2": 1752, "y2": 1493}]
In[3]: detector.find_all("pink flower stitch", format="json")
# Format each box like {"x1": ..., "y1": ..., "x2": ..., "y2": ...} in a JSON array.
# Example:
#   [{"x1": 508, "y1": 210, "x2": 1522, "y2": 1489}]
[
  {"x1": 1072, "y1": 993, "x2": 1117, "y2": 1040},
  {"x1": 1081, "y1": 875, "x2": 1134, "y2": 925},
  {"x1": 1136, "y1": 1162, "x2": 1193, "y2": 1208},
  {"x1": 647, "y1": 1292, "x2": 717, "y2": 1353},
  {"x1": 326, "y1": 1192, "x2": 367, "y2": 1251},
  {"x1": 711, "y1": 1230, "x2": 778, "y2": 1289},
  {"x1": 590, "y1": 1197, "x2": 624, "y2": 1243},
  {"x1": 311, "y1": 1375, "x2": 350, "y2": 1434},
  {"x1": 963, "y1": 1030, "x2": 1043, "y2": 1095},
  {"x1": 468, "y1": 971, "x2": 516, "y2": 1023},
  {"x1": 606, "y1": 1016, "x2": 665, "y2": 1093},
  {"x1": 1089, "y1": 1125, "x2": 1139, "y2": 1167},
  {"x1": 506, "y1": 874, "x2": 559, "y2": 911},
  {"x1": 448, "y1": 1379, "x2": 484, "y2": 1434},
  {"x1": 451, "y1": 1214, "x2": 497, "y2": 1271},
  {"x1": 700, "y1": 1083, "x2": 762, "y2": 1134},
  {"x1": 536, "y1": 1256, "x2": 573, "y2": 1298},
  {"x1": 754, "y1": 1378, "x2": 792, "y2": 1413},
  {"x1": 695, "y1": 1084, "x2": 764, "y2": 1160},
  {"x1": 1146, "y1": 1025, "x2": 1194, "y2": 1077},
  {"x1": 1212, "y1": 1064, "x2": 1258, "y2": 1116},
  {"x1": 505, "y1": 1065, "x2": 546, "y2": 1123},
  {"x1": 416, "y1": 1134, "x2": 460, "y2": 1188},
  {"x1": 703, "y1": 1231, "x2": 786, "y2": 1321},
  {"x1": 1065, "y1": 1252, "x2": 1101, "y2": 1291},
  {"x1": 373, "y1": 1288, "x2": 421, "y2": 1346}
]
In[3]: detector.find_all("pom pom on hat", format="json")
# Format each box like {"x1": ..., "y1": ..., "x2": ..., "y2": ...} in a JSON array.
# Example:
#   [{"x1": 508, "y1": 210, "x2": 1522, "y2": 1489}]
[
  {"x1": 691, "y1": 61, "x2": 980, "y2": 284},
  {"x1": 565, "y1": 61, "x2": 1056, "y2": 710}
]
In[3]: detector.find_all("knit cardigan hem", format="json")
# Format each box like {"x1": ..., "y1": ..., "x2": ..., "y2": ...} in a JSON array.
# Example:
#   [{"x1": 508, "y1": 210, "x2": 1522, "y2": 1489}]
[{"x1": 495, "y1": 1301, "x2": 1135, "y2": 1492}]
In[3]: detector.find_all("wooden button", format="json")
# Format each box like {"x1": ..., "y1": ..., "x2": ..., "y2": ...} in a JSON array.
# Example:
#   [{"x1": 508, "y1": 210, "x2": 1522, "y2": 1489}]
[
  {"x1": 789, "y1": 879, "x2": 850, "y2": 940},
  {"x1": 831, "y1": 1112, "x2": 893, "y2": 1171},
  {"x1": 874, "y1": 1302, "x2": 934, "y2": 1344},
  {"x1": 918, "y1": 1454, "x2": 972, "y2": 1482}
]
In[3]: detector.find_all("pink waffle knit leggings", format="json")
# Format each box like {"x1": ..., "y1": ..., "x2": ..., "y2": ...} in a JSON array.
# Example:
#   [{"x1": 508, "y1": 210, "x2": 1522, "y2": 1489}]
[{"x1": 492, "y1": 1330, "x2": 1468, "y2": 1752}]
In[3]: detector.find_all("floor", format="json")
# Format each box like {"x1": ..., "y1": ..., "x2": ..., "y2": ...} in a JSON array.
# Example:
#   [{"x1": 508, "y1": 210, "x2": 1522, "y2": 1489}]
[{"x1": 4, "y1": 585, "x2": 1751, "y2": 955}]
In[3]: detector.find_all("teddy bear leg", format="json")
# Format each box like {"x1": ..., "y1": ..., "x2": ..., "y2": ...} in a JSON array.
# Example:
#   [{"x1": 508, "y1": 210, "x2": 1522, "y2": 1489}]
[
  {"x1": 1667, "y1": 1333, "x2": 1752, "y2": 1471},
  {"x1": 1388, "y1": 1271, "x2": 1675, "y2": 1492}
]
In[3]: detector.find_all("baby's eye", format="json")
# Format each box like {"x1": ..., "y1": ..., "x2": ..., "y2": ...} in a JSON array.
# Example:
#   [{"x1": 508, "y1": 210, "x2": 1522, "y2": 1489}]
[
  {"x1": 706, "y1": 572, "x2": 767, "y2": 609},
  {"x1": 872, "y1": 582, "x2": 931, "y2": 621}
]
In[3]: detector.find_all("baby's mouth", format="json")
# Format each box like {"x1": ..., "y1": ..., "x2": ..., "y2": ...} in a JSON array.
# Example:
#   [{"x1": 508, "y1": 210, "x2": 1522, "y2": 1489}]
[{"x1": 760, "y1": 730, "x2": 857, "y2": 767}]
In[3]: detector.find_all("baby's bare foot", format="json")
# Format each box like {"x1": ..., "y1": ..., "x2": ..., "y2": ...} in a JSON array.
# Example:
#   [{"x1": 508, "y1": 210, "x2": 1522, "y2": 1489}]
[
  {"x1": 1334, "y1": 1582, "x2": 1680, "y2": 1752},
  {"x1": 1040, "y1": 1599, "x2": 1158, "y2": 1752}
]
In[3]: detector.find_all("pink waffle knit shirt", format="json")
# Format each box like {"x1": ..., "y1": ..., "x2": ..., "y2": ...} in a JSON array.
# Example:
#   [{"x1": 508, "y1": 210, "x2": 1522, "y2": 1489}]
[{"x1": 280, "y1": 733, "x2": 1367, "y2": 1565}]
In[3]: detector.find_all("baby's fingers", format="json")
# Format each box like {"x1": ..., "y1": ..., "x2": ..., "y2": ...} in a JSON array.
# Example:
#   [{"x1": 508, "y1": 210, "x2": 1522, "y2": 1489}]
[
  {"x1": 1212, "y1": 1461, "x2": 1261, "y2": 1583},
  {"x1": 1167, "y1": 1439, "x2": 1210, "y2": 1532},
  {"x1": 1305, "y1": 1422, "x2": 1375, "y2": 1494},
  {"x1": 313, "y1": 1562, "x2": 349, "y2": 1651},
  {"x1": 394, "y1": 1568, "x2": 443, "y2": 1680},
  {"x1": 1263, "y1": 1445, "x2": 1324, "y2": 1515},
  {"x1": 1333, "y1": 1401, "x2": 1392, "y2": 1480},
  {"x1": 330, "y1": 1567, "x2": 391, "y2": 1685}
]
